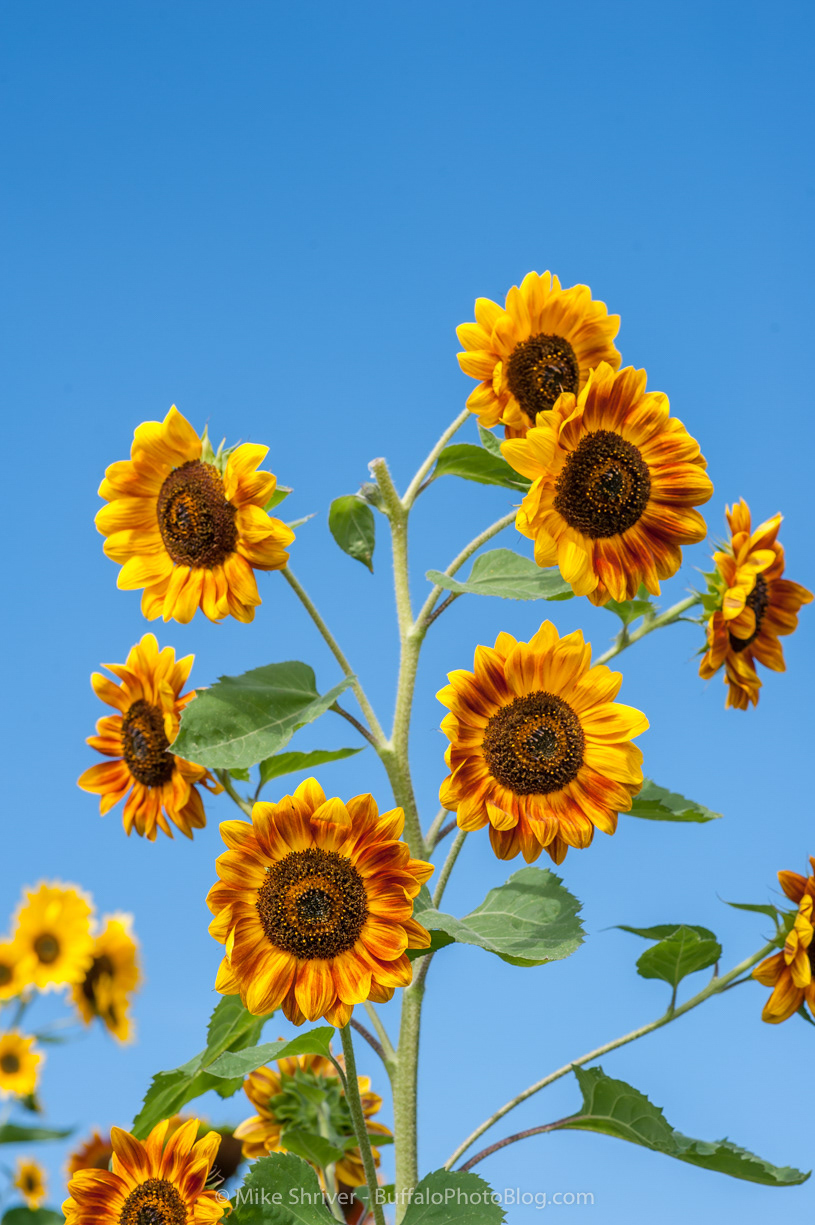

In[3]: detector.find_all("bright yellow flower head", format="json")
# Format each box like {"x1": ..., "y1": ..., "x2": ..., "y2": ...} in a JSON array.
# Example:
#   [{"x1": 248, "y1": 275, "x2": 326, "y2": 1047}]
[
  {"x1": 72, "y1": 914, "x2": 141, "y2": 1042},
  {"x1": 14, "y1": 882, "x2": 94, "y2": 991},
  {"x1": 95, "y1": 405, "x2": 295, "y2": 624},
  {"x1": 0, "y1": 937, "x2": 30, "y2": 1001},
  {"x1": 754, "y1": 860, "x2": 815, "y2": 1023},
  {"x1": 0, "y1": 1032, "x2": 43, "y2": 1099},
  {"x1": 14, "y1": 1158, "x2": 47, "y2": 1210}
]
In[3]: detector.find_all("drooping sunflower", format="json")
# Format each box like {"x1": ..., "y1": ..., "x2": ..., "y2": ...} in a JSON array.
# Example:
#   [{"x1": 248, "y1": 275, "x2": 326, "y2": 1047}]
[
  {"x1": 207, "y1": 778, "x2": 434, "y2": 1026},
  {"x1": 78, "y1": 633, "x2": 221, "y2": 840},
  {"x1": 14, "y1": 882, "x2": 94, "y2": 991},
  {"x1": 63, "y1": 1118, "x2": 226, "y2": 1225},
  {"x1": 0, "y1": 1032, "x2": 42, "y2": 1099},
  {"x1": 0, "y1": 937, "x2": 29, "y2": 1001},
  {"x1": 438, "y1": 621, "x2": 648, "y2": 865},
  {"x1": 67, "y1": 1130, "x2": 114, "y2": 1178},
  {"x1": 457, "y1": 271, "x2": 621, "y2": 437},
  {"x1": 96, "y1": 405, "x2": 295, "y2": 624},
  {"x1": 72, "y1": 915, "x2": 140, "y2": 1042},
  {"x1": 698, "y1": 500, "x2": 812, "y2": 710},
  {"x1": 501, "y1": 363, "x2": 713, "y2": 605},
  {"x1": 753, "y1": 860, "x2": 815, "y2": 1023},
  {"x1": 14, "y1": 1158, "x2": 47, "y2": 1210}
]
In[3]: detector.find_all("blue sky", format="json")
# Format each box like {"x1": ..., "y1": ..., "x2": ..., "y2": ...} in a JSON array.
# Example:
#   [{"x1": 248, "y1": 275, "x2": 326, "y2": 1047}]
[{"x1": 1, "y1": 2, "x2": 814, "y2": 1220}]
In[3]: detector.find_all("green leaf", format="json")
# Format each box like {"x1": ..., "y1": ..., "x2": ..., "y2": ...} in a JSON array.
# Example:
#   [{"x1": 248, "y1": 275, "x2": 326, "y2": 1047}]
[
  {"x1": 555, "y1": 1066, "x2": 809, "y2": 1186},
  {"x1": 172, "y1": 661, "x2": 355, "y2": 770},
  {"x1": 604, "y1": 588, "x2": 656, "y2": 626},
  {"x1": 328, "y1": 495, "x2": 376, "y2": 571},
  {"x1": 2, "y1": 1211, "x2": 65, "y2": 1225},
  {"x1": 796, "y1": 1004, "x2": 815, "y2": 1027},
  {"x1": 402, "y1": 1169, "x2": 506, "y2": 1224},
  {"x1": 229, "y1": 766, "x2": 252, "y2": 782},
  {"x1": 477, "y1": 423, "x2": 504, "y2": 459},
  {"x1": 431, "y1": 443, "x2": 531, "y2": 492},
  {"x1": 279, "y1": 1129, "x2": 345, "y2": 1168},
  {"x1": 427, "y1": 549, "x2": 573, "y2": 601},
  {"x1": 259, "y1": 747, "x2": 364, "y2": 787},
  {"x1": 206, "y1": 1028, "x2": 334, "y2": 1080},
  {"x1": 414, "y1": 867, "x2": 583, "y2": 968},
  {"x1": 232, "y1": 1152, "x2": 338, "y2": 1223},
  {"x1": 635, "y1": 927, "x2": 721, "y2": 988},
  {"x1": 723, "y1": 900, "x2": 782, "y2": 922},
  {"x1": 618, "y1": 923, "x2": 717, "y2": 941},
  {"x1": 628, "y1": 780, "x2": 722, "y2": 823},
  {"x1": 265, "y1": 485, "x2": 293, "y2": 513},
  {"x1": 0, "y1": 1124, "x2": 73, "y2": 1143}
]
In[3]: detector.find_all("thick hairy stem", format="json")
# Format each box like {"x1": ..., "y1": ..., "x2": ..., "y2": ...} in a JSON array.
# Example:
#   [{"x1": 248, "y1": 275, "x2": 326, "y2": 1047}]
[
  {"x1": 595, "y1": 593, "x2": 702, "y2": 666},
  {"x1": 402, "y1": 408, "x2": 471, "y2": 510},
  {"x1": 392, "y1": 979, "x2": 425, "y2": 1223},
  {"x1": 340, "y1": 1024, "x2": 387, "y2": 1225},
  {"x1": 415, "y1": 510, "x2": 516, "y2": 631}
]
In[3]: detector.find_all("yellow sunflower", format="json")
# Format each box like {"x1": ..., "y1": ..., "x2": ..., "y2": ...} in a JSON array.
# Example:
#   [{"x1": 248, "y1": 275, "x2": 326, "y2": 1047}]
[
  {"x1": 753, "y1": 859, "x2": 815, "y2": 1023},
  {"x1": 457, "y1": 270, "x2": 621, "y2": 437},
  {"x1": 164, "y1": 1117, "x2": 244, "y2": 1187},
  {"x1": 501, "y1": 363, "x2": 713, "y2": 605},
  {"x1": 67, "y1": 1130, "x2": 114, "y2": 1177},
  {"x1": 699, "y1": 500, "x2": 812, "y2": 710},
  {"x1": 72, "y1": 914, "x2": 140, "y2": 1042},
  {"x1": 0, "y1": 937, "x2": 29, "y2": 1001},
  {"x1": 438, "y1": 621, "x2": 648, "y2": 865},
  {"x1": 0, "y1": 1032, "x2": 42, "y2": 1099},
  {"x1": 95, "y1": 405, "x2": 295, "y2": 624},
  {"x1": 234, "y1": 1053, "x2": 390, "y2": 1190},
  {"x1": 207, "y1": 778, "x2": 434, "y2": 1026},
  {"x1": 78, "y1": 633, "x2": 221, "y2": 840},
  {"x1": 14, "y1": 1158, "x2": 47, "y2": 1210},
  {"x1": 14, "y1": 882, "x2": 94, "y2": 991},
  {"x1": 63, "y1": 1118, "x2": 226, "y2": 1225}
]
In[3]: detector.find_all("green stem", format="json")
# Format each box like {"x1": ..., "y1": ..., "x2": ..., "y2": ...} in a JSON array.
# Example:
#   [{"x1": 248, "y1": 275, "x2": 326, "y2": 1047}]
[
  {"x1": 415, "y1": 511, "x2": 516, "y2": 631},
  {"x1": 363, "y1": 1001, "x2": 398, "y2": 1074},
  {"x1": 425, "y1": 808, "x2": 449, "y2": 853},
  {"x1": 444, "y1": 936, "x2": 780, "y2": 1169},
  {"x1": 215, "y1": 770, "x2": 253, "y2": 817},
  {"x1": 392, "y1": 977, "x2": 424, "y2": 1223},
  {"x1": 340, "y1": 1024, "x2": 387, "y2": 1225},
  {"x1": 432, "y1": 830, "x2": 467, "y2": 909},
  {"x1": 402, "y1": 408, "x2": 470, "y2": 510},
  {"x1": 595, "y1": 594, "x2": 701, "y2": 666}
]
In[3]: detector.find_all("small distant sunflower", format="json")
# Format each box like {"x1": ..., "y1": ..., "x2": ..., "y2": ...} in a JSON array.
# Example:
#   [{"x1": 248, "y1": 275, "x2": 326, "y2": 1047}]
[
  {"x1": 207, "y1": 778, "x2": 434, "y2": 1026},
  {"x1": 501, "y1": 363, "x2": 713, "y2": 605},
  {"x1": 63, "y1": 1117, "x2": 226, "y2": 1225},
  {"x1": 14, "y1": 882, "x2": 94, "y2": 991},
  {"x1": 78, "y1": 633, "x2": 221, "y2": 840},
  {"x1": 234, "y1": 1053, "x2": 390, "y2": 1190},
  {"x1": 0, "y1": 937, "x2": 29, "y2": 1001},
  {"x1": 699, "y1": 500, "x2": 812, "y2": 710},
  {"x1": 96, "y1": 405, "x2": 295, "y2": 624},
  {"x1": 438, "y1": 621, "x2": 648, "y2": 865},
  {"x1": 14, "y1": 1158, "x2": 47, "y2": 1210},
  {"x1": 457, "y1": 271, "x2": 621, "y2": 437},
  {"x1": 753, "y1": 860, "x2": 815, "y2": 1023},
  {"x1": 0, "y1": 1033, "x2": 42, "y2": 1099},
  {"x1": 72, "y1": 915, "x2": 140, "y2": 1042},
  {"x1": 67, "y1": 1130, "x2": 114, "y2": 1178}
]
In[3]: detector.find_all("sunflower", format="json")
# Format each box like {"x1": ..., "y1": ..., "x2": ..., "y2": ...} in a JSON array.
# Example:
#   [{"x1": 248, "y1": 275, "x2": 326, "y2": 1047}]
[
  {"x1": 67, "y1": 1130, "x2": 114, "y2": 1178},
  {"x1": 207, "y1": 778, "x2": 434, "y2": 1026},
  {"x1": 95, "y1": 405, "x2": 295, "y2": 624},
  {"x1": 753, "y1": 860, "x2": 815, "y2": 1023},
  {"x1": 234, "y1": 1053, "x2": 390, "y2": 1190},
  {"x1": 78, "y1": 633, "x2": 221, "y2": 840},
  {"x1": 501, "y1": 363, "x2": 713, "y2": 605},
  {"x1": 0, "y1": 937, "x2": 29, "y2": 1001},
  {"x1": 457, "y1": 271, "x2": 621, "y2": 438},
  {"x1": 0, "y1": 1032, "x2": 42, "y2": 1099},
  {"x1": 14, "y1": 1158, "x2": 47, "y2": 1210},
  {"x1": 14, "y1": 882, "x2": 94, "y2": 991},
  {"x1": 438, "y1": 620, "x2": 648, "y2": 865},
  {"x1": 164, "y1": 1118, "x2": 244, "y2": 1188},
  {"x1": 63, "y1": 1118, "x2": 226, "y2": 1225},
  {"x1": 699, "y1": 500, "x2": 812, "y2": 710},
  {"x1": 72, "y1": 915, "x2": 140, "y2": 1042}
]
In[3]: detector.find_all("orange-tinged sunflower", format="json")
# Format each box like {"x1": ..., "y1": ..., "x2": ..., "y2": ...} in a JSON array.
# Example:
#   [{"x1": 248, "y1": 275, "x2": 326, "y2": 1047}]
[
  {"x1": 0, "y1": 1032, "x2": 42, "y2": 1099},
  {"x1": 72, "y1": 914, "x2": 140, "y2": 1042},
  {"x1": 438, "y1": 621, "x2": 648, "y2": 865},
  {"x1": 14, "y1": 1158, "x2": 47, "y2": 1210},
  {"x1": 501, "y1": 363, "x2": 713, "y2": 605},
  {"x1": 67, "y1": 1130, "x2": 114, "y2": 1178},
  {"x1": 63, "y1": 1118, "x2": 226, "y2": 1225},
  {"x1": 95, "y1": 405, "x2": 294, "y2": 624},
  {"x1": 699, "y1": 500, "x2": 812, "y2": 710},
  {"x1": 753, "y1": 859, "x2": 815, "y2": 1023},
  {"x1": 0, "y1": 937, "x2": 29, "y2": 1001},
  {"x1": 457, "y1": 271, "x2": 621, "y2": 438},
  {"x1": 14, "y1": 882, "x2": 94, "y2": 991},
  {"x1": 207, "y1": 778, "x2": 434, "y2": 1026},
  {"x1": 78, "y1": 633, "x2": 221, "y2": 840},
  {"x1": 164, "y1": 1118, "x2": 244, "y2": 1187}
]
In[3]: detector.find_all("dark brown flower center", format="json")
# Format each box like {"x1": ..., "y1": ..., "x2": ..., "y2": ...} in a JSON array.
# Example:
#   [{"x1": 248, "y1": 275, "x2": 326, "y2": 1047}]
[
  {"x1": 157, "y1": 460, "x2": 238, "y2": 568},
  {"x1": 82, "y1": 954, "x2": 116, "y2": 1007},
  {"x1": 119, "y1": 1178, "x2": 187, "y2": 1225},
  {"x1": 506, "y1": 333, "x2": 580, "y2": 423},
  {"x1": 0, "y1": 1052, "x2": 20, "y2": 1075},
  {"x1": 0, "y1": 963, "x2": 12, "y2": 987},
  {"x1": 23, "y1": 1172, "x2": 38, "y2": 1193},
  {"x1": 729, "y1": 574, "x2": 770, "y2": 653},
  {"x1": 482, "y1": 691, "x2": 585, "y2": 794},
  {"x1": 34, "y1": 934, "x2": 60, "y2": 965},
  {"x1": 256, "y1": 848, "x2": 368, "y2": 960},
  {"x1": 122, "y1": 699, "x2": 175, "y2": 787},
  {"x1": 554, "y1": 429, "x2": 651, "y2": 538}
]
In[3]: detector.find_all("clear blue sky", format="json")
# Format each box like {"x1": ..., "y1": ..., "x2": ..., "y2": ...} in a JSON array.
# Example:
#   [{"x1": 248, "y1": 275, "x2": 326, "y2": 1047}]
[{"x1": 2, "y1": 3, "x2": 813, "y2": 1221}]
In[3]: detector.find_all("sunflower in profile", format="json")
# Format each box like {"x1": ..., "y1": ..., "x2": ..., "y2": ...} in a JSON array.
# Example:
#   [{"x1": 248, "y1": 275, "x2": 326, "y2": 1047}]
[
  {"x1": 753, "y1": 859, "x2": 815, "y2": 1023},
  {"x1": 67, "y1": 1130, "x2": 114, "y2": 1178},
  {"x1": 78, "y1": 633, "x2": 221, "y2": 840},
  {"x1": 72, "y1": 915, "x2": 140, "y2": 1042},
  {"x1": 14, "y1": 882, "x2": 94, "y2": 991},
  {"x1": 457, "y1": 271, "x2": 621, "y2": 437},
  {"x1": 0, "y1": 1033, "x2": 42, "y2": 1099},
  {"x1": 0, "y1": 937, "x2": 29, "y2": 1001},
  {"x1": 63, "y1": 1118, "x2": 226, "y2": 1225},
  {"x1": 14, "y1": 1158, "x2": 47, "y2": 1210},
  {"x1": 207, "y1": 778, "x2": 434, "y2": 1026},
  {"x1": 438, "y1": 621, "x2": 648, "y2": 865},
  {"x1": 501, "y1": 363, "x2": 713, "y2": 605},
  {"x1": 96, "y1": 405, "x2": 294, "y2": 624},
  {"x1": 699, "y1": 500, "x2": 812, "y2": 710}
]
